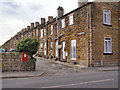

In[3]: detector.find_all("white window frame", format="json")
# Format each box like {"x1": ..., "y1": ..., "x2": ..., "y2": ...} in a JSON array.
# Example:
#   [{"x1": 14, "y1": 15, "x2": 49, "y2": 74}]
[
  {"x1": 50, "y1": 42, "x2": 53, "y2": 50},
  {"x1": 71, "y1": 40, "x2": 76, "y2": 60},
  {"x1": 104, "y1": 37, "x2": 112, "y2": 53},
  {"x1": 50, "y1": 25, "x2": 53, "y2": 35},
  {"x1": 62, "y1": 41, "x2": 65, "y2": 59},
  {"x1": 30, "y1": 32, "x2": 32, "y2": 37},
  {"x1": 22, "y1": 34, "x2": 24, "y2": 40},
  {"x1": 36, "y1": 29, "x2": 38, "y2": 36},
  {"x1": 34, "y1": 30, "x2": 36, "y2": 36},
  {"x1": 55, "y1": 40, "x2": 58, "y2": 57},
  {"x1": 40, "y1": 43, "x2": 43, "y2": 53},
  {"x1": 41, "y1": 29, "x2": 43, "y2": 38},
  {"x1": 103, "y1": 9, "x2": 111, "y2": 25},
  {"x1": 44, "y1": 29, "x2": 46, "y2": 36},
  {"x1": 61, "y1": 19, "x2": 65, "y2": 28},
  {"x1": 44, "y1": 42, "x2": 46, "y2": 55},
  {"x1": 69, "y1": 14, "x2": 73, "y2": 25}
]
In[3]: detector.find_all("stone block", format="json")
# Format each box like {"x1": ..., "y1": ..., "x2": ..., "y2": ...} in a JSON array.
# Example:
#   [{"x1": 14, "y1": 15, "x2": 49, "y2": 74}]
[
  {"x1": 2, "y1": 52, "x2": 36, "y2": 72},
  {"x1": 2, "y1": 53, "x2": 6, "y2": 59}
]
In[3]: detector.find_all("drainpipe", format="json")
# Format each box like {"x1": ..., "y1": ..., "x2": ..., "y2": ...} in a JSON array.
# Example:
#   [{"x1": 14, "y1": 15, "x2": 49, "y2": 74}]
[
  {"x1": 56, "y1": 17, "x2": 61, "y2": 61},
  {"x1": 87, "y1": 3, "x2": 90, "y2": 67},
  {"x1": 45, "y1": 22, "x2": 48, "y2": 58}
]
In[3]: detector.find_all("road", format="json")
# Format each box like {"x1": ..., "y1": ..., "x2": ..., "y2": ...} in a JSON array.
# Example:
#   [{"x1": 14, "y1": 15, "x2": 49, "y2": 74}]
[
  {"x1": 2, "y1": 59, "x2": 118, "y2": 88},
  {"x1": 2, "y1": 71, "x2": 118, "y2": 88}
]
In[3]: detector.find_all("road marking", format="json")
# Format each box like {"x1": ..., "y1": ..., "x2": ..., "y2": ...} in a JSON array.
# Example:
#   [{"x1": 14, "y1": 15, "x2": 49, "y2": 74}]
[
  {"x1": 0, "y1": 64, "x2": 2, "y2": 68},
  {"x1": 41, "y1": 79, "x2": 114, "y2": 88}
]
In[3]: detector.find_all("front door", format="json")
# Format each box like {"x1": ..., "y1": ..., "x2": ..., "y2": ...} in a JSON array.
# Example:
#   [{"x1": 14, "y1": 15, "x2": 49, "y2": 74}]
[
  {"x1": 55, "y1": 40, "x2": 58, "y2": 57},
  {"x1": 44, "y1": 43, "x2": 46, "y2": 56},
  {"x1": 62, "y1": 41, "x2": 65, "y2": 59}
]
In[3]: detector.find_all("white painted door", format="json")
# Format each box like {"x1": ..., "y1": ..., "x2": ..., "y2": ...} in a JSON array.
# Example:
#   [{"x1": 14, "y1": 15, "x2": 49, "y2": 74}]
[
  {"x1": 55, "y1": 40, "x2": 58, "y2": 57},
  {"x1": 44, "y1": 43, "x2": 46, "y2": 55},
  {"x1": 62, "y1": 41, "x2": 65, "y2": 59},
  {"x1": 71, "y1": 40, "x2": 76, "y2": 60}
]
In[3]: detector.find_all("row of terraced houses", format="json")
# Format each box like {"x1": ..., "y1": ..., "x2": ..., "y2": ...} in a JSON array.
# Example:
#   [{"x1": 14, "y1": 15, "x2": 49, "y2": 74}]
[{"x1": 2, "y1": 1, "x2": 120, "y2": 67}]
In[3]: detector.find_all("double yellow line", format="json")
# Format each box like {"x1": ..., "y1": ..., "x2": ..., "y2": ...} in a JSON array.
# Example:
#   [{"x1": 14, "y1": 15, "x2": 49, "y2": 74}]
[{"x1": 0, "y1": 64, "x2": 2, "y2": 68}]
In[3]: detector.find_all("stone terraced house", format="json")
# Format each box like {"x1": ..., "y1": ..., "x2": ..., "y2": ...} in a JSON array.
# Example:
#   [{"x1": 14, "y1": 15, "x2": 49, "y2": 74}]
[{"x1": 2, "y1": 2, "x2": 120, "y2": 67}]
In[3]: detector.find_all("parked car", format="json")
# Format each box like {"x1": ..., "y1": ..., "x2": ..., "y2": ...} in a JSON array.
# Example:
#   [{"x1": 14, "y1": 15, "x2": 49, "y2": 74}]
[
  {"x1": 0, "y1": 49, "x2": 6, "y2": 53},
  {"x1": 9, "y1": 49, "x2": 16, "y2": 52}
]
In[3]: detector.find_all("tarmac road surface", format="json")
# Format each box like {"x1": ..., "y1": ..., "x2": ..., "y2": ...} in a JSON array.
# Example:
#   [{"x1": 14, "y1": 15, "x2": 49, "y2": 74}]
[{"x1": 2, "y1": 59, "x2": 118, "y2": 88}]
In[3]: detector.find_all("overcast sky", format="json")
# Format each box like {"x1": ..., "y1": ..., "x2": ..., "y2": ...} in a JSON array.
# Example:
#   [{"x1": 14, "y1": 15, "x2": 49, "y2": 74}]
[
  {"x1": 0, "y1": 0, "x2": 80, "y2": 46},
  {"x1": 0, "y1": 0, "x2": 119, "y2": 46},
  {"x1": 0, "y1": 0, "x2": 99, "y2": 46}
]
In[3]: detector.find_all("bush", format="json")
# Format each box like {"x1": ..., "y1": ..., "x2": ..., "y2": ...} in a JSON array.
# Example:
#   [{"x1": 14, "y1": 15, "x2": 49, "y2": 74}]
[{"x1": 16, "y1": 38, "x2": 39, "y2": 58}]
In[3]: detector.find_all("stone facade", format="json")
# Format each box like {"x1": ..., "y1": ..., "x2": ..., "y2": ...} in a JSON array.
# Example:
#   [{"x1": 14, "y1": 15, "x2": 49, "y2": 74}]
[
  {"x1": 1, "y1": 52, "x2": 36, "y2": 72},
  {"x1": 90, "y1": 2, "x2": 119, "y2": 66},
  {"x1": 2, "y1": 2, "x2": 119, "y2": 67}
]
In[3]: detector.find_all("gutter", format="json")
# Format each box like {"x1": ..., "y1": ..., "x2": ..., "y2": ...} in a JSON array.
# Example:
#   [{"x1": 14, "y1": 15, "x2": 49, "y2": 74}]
[
  {"x1": 57, "y1": 2, "x2": 92, "y2": 20},
  {"x1": 87, "y1": 3, "x2": 90, "y2": 67}
]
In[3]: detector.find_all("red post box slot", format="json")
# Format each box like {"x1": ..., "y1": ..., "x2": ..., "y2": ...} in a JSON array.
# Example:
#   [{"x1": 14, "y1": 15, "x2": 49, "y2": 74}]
[{"x1": 23, "y1": 52, "x2": 28, "y2": 62}]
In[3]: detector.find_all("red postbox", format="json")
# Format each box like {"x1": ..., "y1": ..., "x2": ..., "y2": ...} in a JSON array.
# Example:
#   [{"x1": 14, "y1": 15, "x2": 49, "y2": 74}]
[{"x1": 23, "y1": 52, "x2": 28, "y2": 62}]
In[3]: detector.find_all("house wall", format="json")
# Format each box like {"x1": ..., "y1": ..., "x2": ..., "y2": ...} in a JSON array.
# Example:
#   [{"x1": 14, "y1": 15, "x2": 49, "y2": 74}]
[
  {"x1": 91, "y1": 2, "x2": 119, "y2": 66},
  {"x1": 47, "y1": 21, "x2": 56, "y2": 58},
  {"x1": 57, "y1": 5, "x2": 89, "y2": 66},
  {"x1": 2, "y1": 2, "x2": 119, "y2": 67},
  {"x1": 118, "y1": 1, "x2": 120, "y2": 65}
]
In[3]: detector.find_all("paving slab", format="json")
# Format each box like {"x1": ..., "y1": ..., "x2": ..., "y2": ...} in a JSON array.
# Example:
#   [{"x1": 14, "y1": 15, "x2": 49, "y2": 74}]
[{"x1": 2, "y1": 71, "x2": 45, "y2": 79}]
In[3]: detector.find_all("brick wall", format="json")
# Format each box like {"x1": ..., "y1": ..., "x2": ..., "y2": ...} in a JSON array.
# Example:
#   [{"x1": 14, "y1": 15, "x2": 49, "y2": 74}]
[
  {"x1": 1, "y1": 52, "x2": 36, "y2": 72},
  {"x1": 91, "y1": 2, "x2": 119, "y2": 66},
  {"x1": 1, "y1": 2, "x2": 119, "y2": 67}
]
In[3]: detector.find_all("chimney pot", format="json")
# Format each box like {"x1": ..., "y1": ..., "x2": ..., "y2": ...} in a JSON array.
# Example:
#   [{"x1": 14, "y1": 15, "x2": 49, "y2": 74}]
[
  {"x1": 31, "y1": 23, "x2": 34, "y2": 29},
  {"x1": 57, "y1": 6, "x2": 64, "y2": 18},
  {"x1": 48, "y1": 16, "x2": 53, "y2": 22},
  {"x1": 78, "y1": 0, "x2": 88, "y2": 7},
  {"x1": 41, "y1": 18, "x2": 46, "y2": 24},
  {"x1": 27, "y1": 26, "x2": 30, "y2": 30},
  {"x1": 35, "y1": 22, "x2": 39, "y2": 26}
]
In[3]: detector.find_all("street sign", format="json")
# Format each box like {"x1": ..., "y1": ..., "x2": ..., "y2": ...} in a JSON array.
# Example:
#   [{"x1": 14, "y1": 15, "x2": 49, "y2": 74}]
[
  {"x1": 23, "y1": 52, "x2": 28, "y2": 62},
  {"x1": 58, "y1": 45, "x2": 62, "y2": 49}
]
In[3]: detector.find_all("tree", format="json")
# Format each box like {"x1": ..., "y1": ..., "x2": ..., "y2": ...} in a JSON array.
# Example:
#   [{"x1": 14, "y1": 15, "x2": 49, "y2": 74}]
[{"x1": 16, "y1": 38, "x2": 39, "y2": 58}]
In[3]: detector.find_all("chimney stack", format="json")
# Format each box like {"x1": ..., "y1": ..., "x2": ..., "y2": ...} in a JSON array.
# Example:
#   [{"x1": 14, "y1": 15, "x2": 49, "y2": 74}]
[
  {"x1": 27, "y1": 26, "x2": 30, "y2": 30},
  {"x1": 41, "y1": 18, "x2": 46, "y2": 24},
  {"x1": 25, "y1": 28, "x2": 27, "y2": 32},
  {"x1": 35, "y1": 22, "x2": 39, "y2": 27},
  {"x1": 57, "y1": 6, "x2": 64, "y2": 18},
  {"x1": 22, "y1": 28, "x2": 26, "y2": 33},
  {"x1": 48, "y1": 16, "x2": 53, "y2": 22},
  {"x1": 78, "y1": 0, "x2": 88, "y2": 7},
  {"x1": 31, "y1": 23, "x2": 34, "y2": 29},
  {"x1": 22, "y1": 29, "x2": 24, "y2": 33}
]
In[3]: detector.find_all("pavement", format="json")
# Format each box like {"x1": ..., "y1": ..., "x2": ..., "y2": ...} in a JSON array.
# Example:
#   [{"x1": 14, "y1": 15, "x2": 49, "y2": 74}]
[
  {"x1": 35, "y1": 57, "x2": 119, "y2": 71},
  {"x1": 2, "y1": 71, "x2": 45, "y2": 79},
  {"x1": 35, "y1": 57, "x2": 88, "y2": 69},
  {"x1": 1, "y1": 57, "x2": 119, "y2": 79}
]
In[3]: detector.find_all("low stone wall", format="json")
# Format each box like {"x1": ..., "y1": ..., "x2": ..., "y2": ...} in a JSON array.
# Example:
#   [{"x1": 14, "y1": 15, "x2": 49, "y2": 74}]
[{"x1": 0, "y1": 52, "x2": 36, "y2": 72}]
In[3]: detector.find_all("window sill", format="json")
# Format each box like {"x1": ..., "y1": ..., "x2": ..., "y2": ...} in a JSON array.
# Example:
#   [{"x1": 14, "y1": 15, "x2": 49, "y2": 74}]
[
  {"x1": 103, "y1": 53, "x2": 113, "y2": 55},
  {"x1": 61, "y1": 27, "x2": 65, "y2": 29},
  {"x1": 69, "y1": 24, "x2": 74, "y2": 26},
  {"x1": 103, "y1": 24, "x2": 112, "y2": 27},
  {"x1": 71, "y1": 58, "x2": 76, "y2": 60}
]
